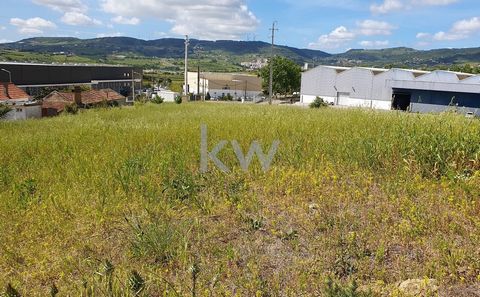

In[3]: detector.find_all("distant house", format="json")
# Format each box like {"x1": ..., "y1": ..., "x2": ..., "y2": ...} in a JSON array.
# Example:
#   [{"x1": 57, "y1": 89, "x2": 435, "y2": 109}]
[
  {"x1": 42, "y1": 87, "x2": 126, "y2": 117},
  {"x1": 0, "y1": 82, "x2": 42, "y2": 120}
]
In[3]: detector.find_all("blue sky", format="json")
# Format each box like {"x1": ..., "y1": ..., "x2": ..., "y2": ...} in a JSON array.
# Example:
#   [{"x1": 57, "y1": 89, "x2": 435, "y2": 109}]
[{"x1": 0, "y1": 0, "x2": 479, "y2": 53}]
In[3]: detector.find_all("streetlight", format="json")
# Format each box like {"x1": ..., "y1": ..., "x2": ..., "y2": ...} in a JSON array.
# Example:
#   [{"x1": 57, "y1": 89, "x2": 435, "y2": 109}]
[{"x1": 1, "y1": 69, "x2": 12, "y2": 83}]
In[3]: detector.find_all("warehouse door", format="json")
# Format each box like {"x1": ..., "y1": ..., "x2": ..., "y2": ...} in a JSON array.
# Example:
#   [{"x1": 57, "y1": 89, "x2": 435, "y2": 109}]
[
  {"x1": 336, "y1": 92, "x2": 351, "y2": 106},
  {"x1": 392, "y1": 92, "x2": 411, "y2": 111}
]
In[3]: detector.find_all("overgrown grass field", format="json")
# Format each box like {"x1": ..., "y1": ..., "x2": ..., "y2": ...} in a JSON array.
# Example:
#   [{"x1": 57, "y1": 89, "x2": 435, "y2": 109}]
[{"x1": 0, "y1": 103, "x2": 479, "y2": 296}]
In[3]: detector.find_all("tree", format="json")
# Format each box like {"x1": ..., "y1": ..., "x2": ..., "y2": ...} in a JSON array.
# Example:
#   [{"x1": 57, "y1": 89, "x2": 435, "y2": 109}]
[{"x1": 259, "y1": 56, "x2": 301, "y2": 97}]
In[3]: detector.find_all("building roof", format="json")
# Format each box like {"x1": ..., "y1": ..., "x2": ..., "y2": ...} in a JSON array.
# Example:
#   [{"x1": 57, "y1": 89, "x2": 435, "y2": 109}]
[
  {"x1": 42, "y1": 100, "x2": 68, "y2": 113},
  {"x1": 0, "y1": 61, "x2": 129, "y2": 68},
  {"x1": 310, "y1": 65, "x2": 480, "y2": 82},
  {"x1": 42, "y1": 88, "x2": 125, "y2": 111},
  {"x1": 0, "y1": 82, "x2": 31, "y2": 101}
]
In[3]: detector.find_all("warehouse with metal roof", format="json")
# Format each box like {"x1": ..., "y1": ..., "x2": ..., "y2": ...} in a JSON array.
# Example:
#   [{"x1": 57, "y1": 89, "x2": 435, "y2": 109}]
[{"x1": 300, "y1": 65, "x2": 480, "y2": 115}]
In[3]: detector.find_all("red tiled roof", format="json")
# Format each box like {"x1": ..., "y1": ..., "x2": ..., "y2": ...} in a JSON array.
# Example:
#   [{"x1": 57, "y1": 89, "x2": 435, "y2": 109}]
[
  {"x1": 0, "y1": 82, "x2": 31, "y2": 101},
  {"x1": 42, "y1": 101, "x2": 67, "y2": 113},
  {"x1": 42, "y1": 89, "x2": 125, "y2": 110}
]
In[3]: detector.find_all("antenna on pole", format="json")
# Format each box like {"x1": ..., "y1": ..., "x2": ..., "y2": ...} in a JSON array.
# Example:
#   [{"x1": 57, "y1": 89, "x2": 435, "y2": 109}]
[
  {"x1": 184, "y1": 35, "x2": 190, "y2": 96},
  {"x1": 268, "y1": 21, "x2": 278, "y2": 105}
]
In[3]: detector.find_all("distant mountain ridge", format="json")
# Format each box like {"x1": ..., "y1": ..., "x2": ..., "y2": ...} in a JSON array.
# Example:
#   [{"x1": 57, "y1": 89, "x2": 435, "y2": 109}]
[
  {"x1": 1, "y1": 37, "x2": 479, "y2": 68},
  {"x1": 0, "y1": 37, "x2": 330, "y2": 63}
]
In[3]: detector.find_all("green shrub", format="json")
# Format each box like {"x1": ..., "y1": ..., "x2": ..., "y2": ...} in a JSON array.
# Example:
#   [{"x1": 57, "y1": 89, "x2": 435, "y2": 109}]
[
  {"x1": 152, "y1": 94, "x2": 164, "y2": 104},
  {"x1": 128, "y1": 217, "x2": 187, "y2": 264},
  {"x1": 219, "y1": 94, "x2": 233, "y2": 101},
  {"x1": 174, "y1": 95, "x2": 182, "y2": 104},
  {"x1": 64, "y1": 103, "x2": 78, "y2": 114},
  {"x1": 0, "y1": 104, "x2": 11, "y2": 119},
  {"x1": 324, "y1": 276, "x2": 372, "y2": 297},
  {"x1": 310, "y1": 96, "x2": 329, "y2": 108}
]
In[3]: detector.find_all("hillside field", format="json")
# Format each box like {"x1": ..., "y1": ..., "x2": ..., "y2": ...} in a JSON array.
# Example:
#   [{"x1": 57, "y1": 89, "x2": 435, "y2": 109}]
[{"x1": 0, "y1": 103, "x2": 479, "y2": 296}]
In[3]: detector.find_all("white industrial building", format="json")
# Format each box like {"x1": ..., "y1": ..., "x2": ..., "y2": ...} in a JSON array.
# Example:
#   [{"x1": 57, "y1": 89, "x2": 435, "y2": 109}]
[
  {"x1": 301, "y1": 65, "x2": 480, "y2": 115},
  {"x1": 188, "y1": 72, "x2": 263, "y2": 100}
]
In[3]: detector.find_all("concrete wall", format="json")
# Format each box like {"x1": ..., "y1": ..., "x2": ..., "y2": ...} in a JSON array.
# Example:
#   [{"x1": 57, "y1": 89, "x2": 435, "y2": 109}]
[
  {"x1": 301, "y1": 95, "x2": 336, "y2": 104},
  {"x1": 411, "y1": 103, "x2": 480, "y2": 116},
  {"x1": 157, "y1": 90, "x2": 178, "y2": 102},
  {"x1": 3, "y1": 104, "x2": 42, "y2": 120},
  {"x1": 209, "y1": 89, "x2": 261, "y2": 99}
]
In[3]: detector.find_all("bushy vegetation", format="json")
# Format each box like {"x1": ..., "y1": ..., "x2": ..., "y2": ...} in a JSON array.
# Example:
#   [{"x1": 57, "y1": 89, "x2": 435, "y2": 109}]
[
  {"x1": 174, "y1": 95, "x2": 182, "y2": 104},
  {"x1": 64, "y1": 103, "x2": 78, "y2": 114},
  {"x1": 218, "y1": 93, "x2": 233, "y2": 101},
  {"x1": 0, "y1": 104, "x2": 12, "y2": 119},
  {"x1": 151, "y1": 95, "x2": 164, "y2": 104},
  {"x1": 259, "y1": 56, "x2": 301, "y2": 97},
  {"x1": 0, "y1": 104, "x2": 479, "y2": 296},
  {"x1": 310, "y1": 96, "x2": 329, "y2": 108}
]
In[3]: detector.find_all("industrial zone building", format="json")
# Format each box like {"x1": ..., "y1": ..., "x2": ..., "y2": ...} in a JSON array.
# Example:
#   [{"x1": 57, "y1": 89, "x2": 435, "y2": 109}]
[
  {"x1": 301, "y1": 65, "x2": 480, "y2": 115},
  {"x1": 0, "y1": 62, "x2": 142, "y2": 100},
  {"x1": 188, "y1": 72, "x2": 263, "y2": 100}
]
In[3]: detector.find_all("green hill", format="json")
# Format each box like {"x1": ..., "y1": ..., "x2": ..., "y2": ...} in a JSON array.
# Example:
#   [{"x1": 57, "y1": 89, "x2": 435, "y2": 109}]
[
  {"x1": 0, "y1": 37, "x2": 479, "y2": 71},
  {"x1": 0, "y1": 37, "x2": 330, "y2": 64},
  {"x1": 327, "y1": 47, "x2": 480, "y2": 68}
]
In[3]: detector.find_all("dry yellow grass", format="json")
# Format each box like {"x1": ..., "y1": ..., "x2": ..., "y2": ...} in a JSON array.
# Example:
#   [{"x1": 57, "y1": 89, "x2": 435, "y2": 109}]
[{"x1": 0, "y1": 103, "x2": 479, "y2": 296}]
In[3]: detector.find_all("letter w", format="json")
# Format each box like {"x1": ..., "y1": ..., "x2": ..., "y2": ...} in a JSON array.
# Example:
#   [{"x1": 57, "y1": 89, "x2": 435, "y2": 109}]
[{"x1": 231, "y1": 140, "x2": 280, "y2": 172}]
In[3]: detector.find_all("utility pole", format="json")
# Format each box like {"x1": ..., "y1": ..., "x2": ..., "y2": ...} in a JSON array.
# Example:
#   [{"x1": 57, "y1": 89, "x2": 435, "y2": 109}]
[
  {"x1": 184, "y1": 35, "x2": 189, "y2": 96},
  {"x1": 268, "y1": 21, "x2": 278, "y2": 105},
  {"x1": 131, "y1": 69, "x2": 135, "y2": 102},
  {"x1": 244, "y1": 80, "x2": 247, "y2": 103},
  {"x1": 197, "y1": 65, "x2": 200, "y2": 101}
]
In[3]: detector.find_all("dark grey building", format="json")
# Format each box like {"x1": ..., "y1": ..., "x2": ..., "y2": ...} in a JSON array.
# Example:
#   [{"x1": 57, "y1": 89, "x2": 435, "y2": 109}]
[{"x1": 0, "y1": 62, "x2": 142, "y2": 100}]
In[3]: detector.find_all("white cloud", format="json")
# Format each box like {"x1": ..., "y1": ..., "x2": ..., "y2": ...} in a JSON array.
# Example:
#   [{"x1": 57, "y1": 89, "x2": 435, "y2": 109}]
[
  {"x1": 112, "y1": 16, "x2": 140, "y2": 25},
  {"x1": 0, "y1": 39, "x2": 12, "y2": 43},
  {"x1": 416, "y1": 32, "x2": 431, "y2": 39},
  {"x1": 357, "y1": 20, "x2": 395, "y2": 35},
  {"x1": 451, "y1": 16, "x2": 480, "y2": 33},
  {"x1": 10, "y1": 17, "x2": 56, "y2": 35},
  {"x1": 96, "y1": 32, "x2": 123, "y2": 38},
  {"x1": 309, "y1": 26, "x2": 356, "y2": 49},
  {"x1": 61, "y1": 12, "x2": 102, "y2": 26},
  {"x1": 0, "y1": 26, "x2": 6, "y2": 30},
  {"x1": 32, "y1": 0, "x2": 87, "y2": 13},
  {"x1": 433, "y1": 16, "x2": 480, "y2": 41},
  {"x1": 101, "y1": 0, "x2": 259, "y2": 40},
  {"x1": 371, "y1": 0, "x2": 458, "y2": 14},
  {"x1": 370, "y1": 0, "x2": 403, "y2": 14},
  {"x1": 309, "y1": 19, "x2": 395, "y2": 50},
  {"x1": 359, "y1": 40, "x2": 390, "y2": 48}
]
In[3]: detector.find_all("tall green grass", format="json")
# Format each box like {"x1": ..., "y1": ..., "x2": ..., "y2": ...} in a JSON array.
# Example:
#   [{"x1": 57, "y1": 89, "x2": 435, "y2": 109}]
[{"x1": 0, "y1": 103, "x2": 479, "y2": 296}]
